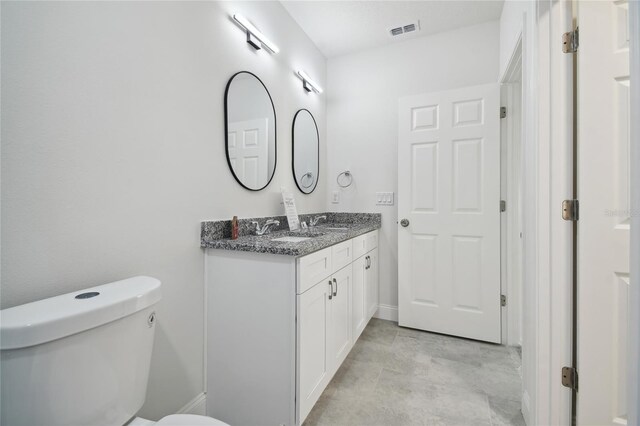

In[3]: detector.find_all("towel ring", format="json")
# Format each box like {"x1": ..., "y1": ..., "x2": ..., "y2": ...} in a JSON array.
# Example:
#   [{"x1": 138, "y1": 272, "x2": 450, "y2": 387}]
[
  {"x1": 300, "y1": 172, "x2": 314, "y2": 189},
  {"x1": 337, "y1": 171, "x2": 353, "y2": 188}
]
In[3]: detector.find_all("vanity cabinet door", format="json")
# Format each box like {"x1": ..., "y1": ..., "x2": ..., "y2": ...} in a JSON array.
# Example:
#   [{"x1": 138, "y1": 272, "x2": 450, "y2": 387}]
[
  {"x1": 297, "y1": 279, "x2": 331, "y2": 423},
  {"x1": 352, "y1": 255, "x2": 367, "y2": 341},
  {"x1": 327, "y1": 265, "x2": 353, "y2": 376},
  {"x1": 365, "y1": 248, "x2": 379, "y2": 320}
]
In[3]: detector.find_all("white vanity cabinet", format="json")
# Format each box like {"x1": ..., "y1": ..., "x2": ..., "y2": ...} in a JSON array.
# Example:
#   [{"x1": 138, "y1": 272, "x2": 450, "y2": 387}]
[{"x1": 206, "y1": 229, "x2": 378, "y2": 426}]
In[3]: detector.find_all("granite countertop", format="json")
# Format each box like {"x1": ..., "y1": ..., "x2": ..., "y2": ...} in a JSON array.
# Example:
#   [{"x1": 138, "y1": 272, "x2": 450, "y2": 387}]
[{"x1": 201, "y1": 212, "x2": 381, "y2": 257}]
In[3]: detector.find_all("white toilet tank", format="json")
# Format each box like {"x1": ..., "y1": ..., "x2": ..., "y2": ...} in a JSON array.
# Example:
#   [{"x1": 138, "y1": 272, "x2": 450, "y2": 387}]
[{"x1": 0, "y1": 276, "x2": 162, "y2": 426}]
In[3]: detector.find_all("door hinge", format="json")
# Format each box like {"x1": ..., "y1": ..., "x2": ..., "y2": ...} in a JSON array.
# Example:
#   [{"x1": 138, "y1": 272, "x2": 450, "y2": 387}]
[
  {"x1": 562, "y1": 199, "x2": 579, "y2": 221},
  {"x1": 501, "y1": 295, "x2": 507, "y2": 307},
  {"x1": 562, "y1": 28, "x2": 579, "y2": 53},
  {"x1": 500, "y1": 106, "x2": 507, "y2": 119},
  {"x1": 562, "y1": 366, "x2": 578, "y2": 390},
  {"x1": 500, "y1": 200, "x2": 506, "y2": 212}
]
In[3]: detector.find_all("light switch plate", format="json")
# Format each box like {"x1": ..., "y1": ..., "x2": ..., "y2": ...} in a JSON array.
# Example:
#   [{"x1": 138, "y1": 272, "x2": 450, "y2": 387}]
[
  {"x1": 376, "y1": 192, "x2": 394, "y2": 205},
  {"x1": 332, "y1": 191, "x2": 340, "y2": 204}
]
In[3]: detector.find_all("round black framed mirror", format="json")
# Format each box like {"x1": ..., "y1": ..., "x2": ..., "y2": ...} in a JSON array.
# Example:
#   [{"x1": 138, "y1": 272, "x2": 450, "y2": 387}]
[
  {"x1": 292, "y1": 109, "x2": 319, "y2": 194},
  {"x1": 224, "y1": 71, "x2": 277, "y2": 191}
]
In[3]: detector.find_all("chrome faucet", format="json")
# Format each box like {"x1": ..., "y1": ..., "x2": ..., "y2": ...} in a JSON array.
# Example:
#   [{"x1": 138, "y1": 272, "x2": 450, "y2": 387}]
[
  {"x1": 309, "y1": 215, "x2": 327, "y2": 227},
  {"x1": 252, "y1": 219, "x2": 280, "y2": 236}
]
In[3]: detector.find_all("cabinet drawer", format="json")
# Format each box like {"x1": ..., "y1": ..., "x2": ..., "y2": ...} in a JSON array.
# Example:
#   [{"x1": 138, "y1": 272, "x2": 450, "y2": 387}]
[
  {"x1": 331, "y1": 240, "x2": 353, "y2": 272},
  {"x1": 364, "y1": 230, "x2": 378, "y2": 252},
  {"x1": 298, "y1": 247, "x2": 332, "y2": 294},
  {"x1": 352, "y1": 234, "x2": 368, "y2": 260},
  {"x1": 353, "y1": 230, "x2": 378, "y2": 259}
]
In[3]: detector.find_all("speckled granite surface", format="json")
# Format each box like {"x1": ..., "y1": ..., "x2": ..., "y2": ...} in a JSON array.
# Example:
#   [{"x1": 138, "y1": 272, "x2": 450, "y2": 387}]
[{"x1": 201, "y1": 212, "x2": 381, "y2": 257}]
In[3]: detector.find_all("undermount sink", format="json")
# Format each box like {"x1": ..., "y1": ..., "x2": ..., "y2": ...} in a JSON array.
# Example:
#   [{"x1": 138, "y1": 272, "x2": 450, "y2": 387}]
[
  {"x1": 271, "y1": 236, "x2": 312, "y2": 243},
  {"x1": 271, "y1": 230, "x2": 326, "y2": 243},
  {"x1": 316, "y1": 224, "x2": 351, "y2": 231},
  {"x1": 285, "y1": 231, "x2": 326, "y2": 237}
]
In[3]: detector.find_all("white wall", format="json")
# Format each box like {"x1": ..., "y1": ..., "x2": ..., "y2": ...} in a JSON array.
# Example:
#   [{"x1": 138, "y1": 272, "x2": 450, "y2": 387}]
[
  {"x1": 0, "y1": 1, "x2": 326, "y2": 419},
  {"x1": 500, "y1": 1, "x2": 532, "y2": 79},
  {"x1": 325, "y1": 21, "x2": 500, "y2": 315}
]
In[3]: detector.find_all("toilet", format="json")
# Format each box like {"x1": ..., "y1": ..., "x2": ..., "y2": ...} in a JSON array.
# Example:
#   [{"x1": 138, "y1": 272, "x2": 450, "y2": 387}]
[{"x1": 0, "y1": 276, "x2": 227, "y2": 426}]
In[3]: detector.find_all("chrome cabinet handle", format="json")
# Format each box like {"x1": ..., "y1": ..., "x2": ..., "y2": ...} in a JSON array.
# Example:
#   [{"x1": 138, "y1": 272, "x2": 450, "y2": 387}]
[
  {"x1": 328, "y1": 280, "x2": 333, "y2": 300},
  {"x1": 400, "y1": 219, "x2": 410, "y2": 227},
  {"x1": 333, "y1": 278, "x2": 338, "y2": 297}
]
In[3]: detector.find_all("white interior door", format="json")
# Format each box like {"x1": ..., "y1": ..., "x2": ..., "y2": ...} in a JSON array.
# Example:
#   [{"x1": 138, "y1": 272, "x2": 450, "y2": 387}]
[
  {"x1": 227, "y1": 118, "x2": 268, "y2": 188},
  {"x1": 398, "y1": 83, "x2": 501, "y2": 343},
  {"x1": 577, "y1": 1, "x2": 631, "y2": 424}
]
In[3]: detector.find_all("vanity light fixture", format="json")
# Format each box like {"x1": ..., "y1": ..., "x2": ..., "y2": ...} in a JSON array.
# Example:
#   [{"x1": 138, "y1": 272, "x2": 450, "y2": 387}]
[
  {"x1": 296, "y1": 70, "x2": 323, "y2": 94},
  {"x1": 232, "y1": 14, "x2": 280, "y2": 54}
]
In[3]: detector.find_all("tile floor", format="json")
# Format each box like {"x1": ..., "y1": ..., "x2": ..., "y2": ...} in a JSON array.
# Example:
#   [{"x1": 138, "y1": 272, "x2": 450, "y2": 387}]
[{"x1": 304, "y1": 319, "x2": 525, "y2": 426}]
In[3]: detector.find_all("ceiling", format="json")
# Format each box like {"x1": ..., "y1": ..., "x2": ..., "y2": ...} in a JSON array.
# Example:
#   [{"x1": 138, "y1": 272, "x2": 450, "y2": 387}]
[{"x1": 280, "y1": 1, "x2": 504, "y2": 58}]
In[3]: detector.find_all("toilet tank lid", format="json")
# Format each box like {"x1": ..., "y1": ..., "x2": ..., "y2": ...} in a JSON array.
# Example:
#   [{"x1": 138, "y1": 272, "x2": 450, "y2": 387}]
[{"x1": 0, "y1": 276, "x2": 161, "y2": 350}]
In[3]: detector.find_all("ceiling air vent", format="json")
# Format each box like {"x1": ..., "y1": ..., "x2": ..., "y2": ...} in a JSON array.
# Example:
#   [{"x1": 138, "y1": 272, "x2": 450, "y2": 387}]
[
  {"x1": 389, "y1": 21, "x2": 420, "y2": 37},
  {"x1": 403, "y1": 24, "x2": 416, "y2": 33}
]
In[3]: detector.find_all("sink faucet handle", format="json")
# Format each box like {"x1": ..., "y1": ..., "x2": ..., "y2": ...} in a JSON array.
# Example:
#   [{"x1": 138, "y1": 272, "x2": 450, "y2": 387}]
[
  {"x1": 310, "y1": 215, "x2": 327, "y2": 227},
  {"x1": 253, "y1": 219, "x2": 280, "y2": 235}
]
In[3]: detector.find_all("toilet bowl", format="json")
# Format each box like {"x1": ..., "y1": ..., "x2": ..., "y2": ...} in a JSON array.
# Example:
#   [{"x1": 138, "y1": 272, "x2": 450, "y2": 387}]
[{"x1": 0, "y1": 276, "x2": 227, "y2": 426}]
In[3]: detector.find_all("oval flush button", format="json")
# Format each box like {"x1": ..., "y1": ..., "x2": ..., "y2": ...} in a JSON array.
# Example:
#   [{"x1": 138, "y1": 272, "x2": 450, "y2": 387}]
[{"x1": 75, "y1": 292, "x2": 100, "y2": 299}]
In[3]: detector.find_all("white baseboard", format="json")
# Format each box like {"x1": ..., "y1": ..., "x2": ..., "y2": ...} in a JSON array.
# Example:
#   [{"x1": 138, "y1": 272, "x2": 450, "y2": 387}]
[
  {"x1": 521, "y1": 390, "x2": 531, "y2": 425},
  {"x1": 374, "y1": 304, "x2": 398, "y2": 322},
  {"x1": 178, "y1": 392, "x2": 207, "y2": 416}
]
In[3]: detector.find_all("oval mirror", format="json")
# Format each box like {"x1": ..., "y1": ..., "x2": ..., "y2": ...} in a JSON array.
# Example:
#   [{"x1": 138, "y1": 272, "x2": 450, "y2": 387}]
[
  {"x1": 292, "y1": 109, "x2": 319, "y2": 194},
  {"x1": 224, "y1": 71, "x2": 276, "y2": 191}
]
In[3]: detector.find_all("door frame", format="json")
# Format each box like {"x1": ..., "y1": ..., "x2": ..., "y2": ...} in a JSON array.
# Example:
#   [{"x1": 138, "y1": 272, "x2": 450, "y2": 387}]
[
  {"x1": 504, "y1": 1, "x2": 575, "y2": 424},
  {"x1": 628, "y1": 1, "x2": 639, "y2": 424},
  {"x1": 500, "y1": 38, "x2": 523, "y2": 347}
]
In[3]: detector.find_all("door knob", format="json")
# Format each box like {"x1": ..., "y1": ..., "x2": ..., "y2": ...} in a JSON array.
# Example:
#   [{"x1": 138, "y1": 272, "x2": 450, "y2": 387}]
[{"x1": 400, "y1": 219, "x2": 410, "y2": 227}]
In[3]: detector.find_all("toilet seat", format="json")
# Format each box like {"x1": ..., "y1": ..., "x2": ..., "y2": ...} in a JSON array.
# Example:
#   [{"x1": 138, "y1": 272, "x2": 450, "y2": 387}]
[{"x1": 156, "y1": 414, "x2": 228, "y2": 426}]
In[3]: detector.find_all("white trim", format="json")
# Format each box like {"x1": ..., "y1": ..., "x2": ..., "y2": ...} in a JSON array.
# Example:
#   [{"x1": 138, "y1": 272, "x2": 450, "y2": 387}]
[
  {"x1": 177, "y1": 392, "x2": 207, "y2": 416},
  {"x1": 629, "y1": 1, "x2": 640, "y2": 424},
  {"x1": 546, "y1": 1, "x2": 573, "y2": 424},
  {"x1": 374, "y1": 304, "x2": 398, "y2": 322},
  {"x1": 203, "y1": 252, "x2": 208, "y2": 397},
  {"x1": 521, "y1": 390, "x2": 531, "y2": 424},
  {"x1": 513, "y1": 7, "x2": 538, "y2": 425}
]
